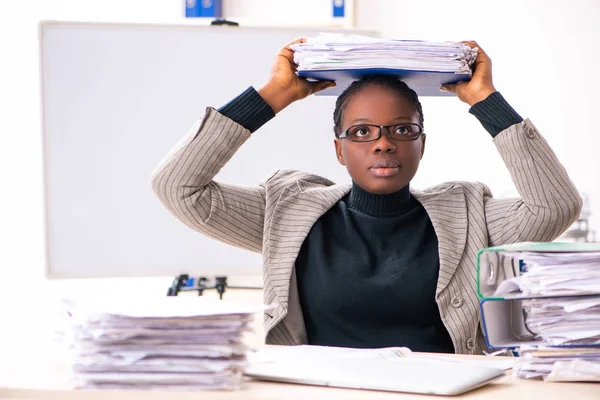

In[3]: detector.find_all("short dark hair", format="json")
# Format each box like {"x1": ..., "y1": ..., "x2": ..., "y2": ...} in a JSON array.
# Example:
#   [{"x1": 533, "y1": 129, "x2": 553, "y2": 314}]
[{"x1": 333, "y1": 75, "x2": 424, "y2": 136}]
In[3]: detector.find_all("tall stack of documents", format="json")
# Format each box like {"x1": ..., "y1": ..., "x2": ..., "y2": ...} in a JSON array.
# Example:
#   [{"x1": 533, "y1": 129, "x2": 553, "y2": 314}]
[
  {"x1": 516, "y1": 346, "x2": 600, "y2": 381},
  {"x1": 61, "y1": 297, "x2": 260, "y2": 390},
  {"x1": 291, "y1": 33, "x2": 479, "y2": 96},
  {"x1": 476, "y1": 242, "x2": 600, "y2": 382}
]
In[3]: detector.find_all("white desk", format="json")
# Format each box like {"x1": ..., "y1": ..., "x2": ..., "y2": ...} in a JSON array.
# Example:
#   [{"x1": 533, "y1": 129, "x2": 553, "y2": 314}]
[{"x1": 1, "y1": 353, "x2": 599, "y2": 400}]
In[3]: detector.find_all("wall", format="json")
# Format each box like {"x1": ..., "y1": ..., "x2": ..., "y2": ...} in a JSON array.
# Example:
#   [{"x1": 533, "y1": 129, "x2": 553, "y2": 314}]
[{"x1": 355, "y1": 0, "x2": 600, "y2": 224}]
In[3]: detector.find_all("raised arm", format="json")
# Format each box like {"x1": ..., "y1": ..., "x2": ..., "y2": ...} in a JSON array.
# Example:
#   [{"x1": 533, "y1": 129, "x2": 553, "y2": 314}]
[
  {"x1": 442, "y1": 42, "x2": 582, "y2": 245},
  {"x1": 151, "y1": 39, "x2": 334, "y2": 253}
]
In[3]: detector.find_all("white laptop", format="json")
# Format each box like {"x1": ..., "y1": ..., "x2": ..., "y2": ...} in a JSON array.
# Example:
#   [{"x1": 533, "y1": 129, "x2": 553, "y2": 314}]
[{"x1": 245, "y1": 346, "x2": 507, "y2": 396}]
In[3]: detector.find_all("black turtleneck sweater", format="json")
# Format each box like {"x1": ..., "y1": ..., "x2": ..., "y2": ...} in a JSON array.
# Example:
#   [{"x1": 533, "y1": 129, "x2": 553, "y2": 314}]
[
  {"x1": 218, "y1": 87, "x2": 523, "y2": 352},
  {"x1": 295, "y1": 182, "x2": 454, "y2": 351}
]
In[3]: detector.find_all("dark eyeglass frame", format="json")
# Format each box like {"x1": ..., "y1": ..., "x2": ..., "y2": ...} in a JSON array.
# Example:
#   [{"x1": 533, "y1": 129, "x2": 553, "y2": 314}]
[{"x1": 337, "y1": 123, "x2": 425, "y2": 142}]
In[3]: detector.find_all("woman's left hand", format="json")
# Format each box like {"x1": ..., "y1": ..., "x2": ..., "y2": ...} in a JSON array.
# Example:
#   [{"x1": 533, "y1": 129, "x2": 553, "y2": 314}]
[{"x1": 441, "y1": 41, "x2": 496, "y2": 106}]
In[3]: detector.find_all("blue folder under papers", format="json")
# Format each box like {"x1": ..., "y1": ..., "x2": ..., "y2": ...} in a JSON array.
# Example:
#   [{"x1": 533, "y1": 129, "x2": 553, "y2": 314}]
[
  {"x1": 476, "y1": 242, "x2": 600, "y2": 350},
  {"x1": 479, "y1": 295, "x2": 600, "y2": 350},
  {"x1": 298, "y1": 68, "x2": 471, "y2": 97}
]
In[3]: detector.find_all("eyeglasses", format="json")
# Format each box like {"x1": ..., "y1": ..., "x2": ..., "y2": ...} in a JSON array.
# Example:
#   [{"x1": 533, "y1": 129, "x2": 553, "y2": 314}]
[{"x1": 337, "y1": 123, "x2": 424, "y2": 142}]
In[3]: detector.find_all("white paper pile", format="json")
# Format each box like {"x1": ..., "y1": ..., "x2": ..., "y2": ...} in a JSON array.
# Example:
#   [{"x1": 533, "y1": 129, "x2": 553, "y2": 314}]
[
  {"x1": 502, "y1": 251, "x2": 600, "y2": 296},
  {"x1": 291, "y1": 33, "x2": 478, "y2": 73},
  {"x1": 522, "y1": 297, "x2": 600, "y2": 346},
  {"x1": 495, "y1": 250, "x2": 600, "y2": 381},
  {"x1": 61, "y1": 297, "x2": 261, "y2": 390},
  {"x1": 516, "y1": 346, "x2": 600, "y2": 381}
]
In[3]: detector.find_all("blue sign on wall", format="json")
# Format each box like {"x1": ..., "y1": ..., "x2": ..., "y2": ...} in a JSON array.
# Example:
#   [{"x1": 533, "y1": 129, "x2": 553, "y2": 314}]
[
  {"x1": 186, "y1": 0, "x2": 222, "y2": 18},
  {"x1": 333, "y1": 0, "x2": 345, "y2": 18}
]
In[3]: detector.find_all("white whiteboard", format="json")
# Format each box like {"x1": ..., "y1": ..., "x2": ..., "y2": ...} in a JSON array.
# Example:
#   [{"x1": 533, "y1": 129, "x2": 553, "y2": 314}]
[{"x1": 40, "y1": 21, "x2": 379, "y2": 279}]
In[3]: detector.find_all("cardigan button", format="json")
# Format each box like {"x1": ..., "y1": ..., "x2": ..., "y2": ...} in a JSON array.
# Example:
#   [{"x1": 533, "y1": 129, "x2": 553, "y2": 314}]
[
  {"x1": 451, "y1": 296, "x2": 464, "y2": 308},
  {"x1": 466, "y1": 338, "x2": 476, "y2": 351},
  {"x1": 526, "y1": 126, "x2": 535, "y2": 139}
]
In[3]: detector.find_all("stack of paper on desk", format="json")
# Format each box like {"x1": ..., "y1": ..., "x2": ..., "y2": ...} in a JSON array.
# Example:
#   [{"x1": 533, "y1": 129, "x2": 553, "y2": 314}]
[
  {"x1": 61, "y1": 297, "x2": 260, "y2": 390},
  {"x1": 291, "y1": 33, "x2": 478, "y2": 96},
  {"x1": 516, "y1": 346, "x2": 600, "y2": 381},
  {"x1": 477, "y1": 242, "x2": 600, "y2": 381}
]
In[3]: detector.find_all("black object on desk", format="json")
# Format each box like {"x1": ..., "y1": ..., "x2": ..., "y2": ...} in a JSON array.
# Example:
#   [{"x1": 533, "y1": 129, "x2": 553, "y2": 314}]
[
  {"x1": 211, "y1": 19, "x2": 239, "y2": 26},
  {"x1": 166, "y1": 275, "x2": 259, "y2": 299},
  {"x1": 167, "y1": 275, "x2": 227, "y2": 298}
]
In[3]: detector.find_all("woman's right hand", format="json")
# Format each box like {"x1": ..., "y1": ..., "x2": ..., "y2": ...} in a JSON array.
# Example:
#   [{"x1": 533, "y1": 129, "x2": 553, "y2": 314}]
[{"x1": 258, "y1": 38, "x2": 336, "y2": 113}]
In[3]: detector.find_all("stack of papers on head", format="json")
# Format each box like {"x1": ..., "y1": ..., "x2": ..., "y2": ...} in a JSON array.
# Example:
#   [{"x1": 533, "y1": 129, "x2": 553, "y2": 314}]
[
  {"x1": 292, "y1": 34, "x2": 477, "y2": 72},
  {"x1": 61, "y1": 297, "x2": 261, "y2": 390},
  {"x1": 516, "y1": 346, "x2": 600, "y2": 382},
  {"x1": 291, "y1": 33, "x2": 478, "y2": 96}
]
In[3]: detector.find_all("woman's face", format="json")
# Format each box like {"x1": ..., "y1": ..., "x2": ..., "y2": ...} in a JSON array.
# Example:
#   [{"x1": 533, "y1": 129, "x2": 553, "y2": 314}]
[{"x1": 334, "y1": 85, "x2": 426, "y2": 195}]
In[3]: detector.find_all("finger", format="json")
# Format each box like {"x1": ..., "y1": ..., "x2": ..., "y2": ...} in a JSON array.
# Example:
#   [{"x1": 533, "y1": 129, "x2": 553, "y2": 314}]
[
  {"x1": 459, "y1": 41, "x2": 493, "y2": 80},
  {"x1": 277, "y1": 53, "x2": 299, "y2": 72},
  {"x1": 284, "y1": 37, "x2": 307, "y2": 48},
  {"x1": 310, "y1": 80, "x2": 336, "y2": 95},
  {"x1": 440, "y1": 83, "x2": 457, "y2": 94},
  {"x1": 460, "y1": 40, "x2": 479, "y2": 49},
  {"x1": 460, "y1": 40, "x2": 491, "y2": 65},
  {"x1": 460, "y1": 40, "x2": 483, "y2": 55},
  {"x1": 279, "y1": 37, "x2": 306, "y2": 61}
]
